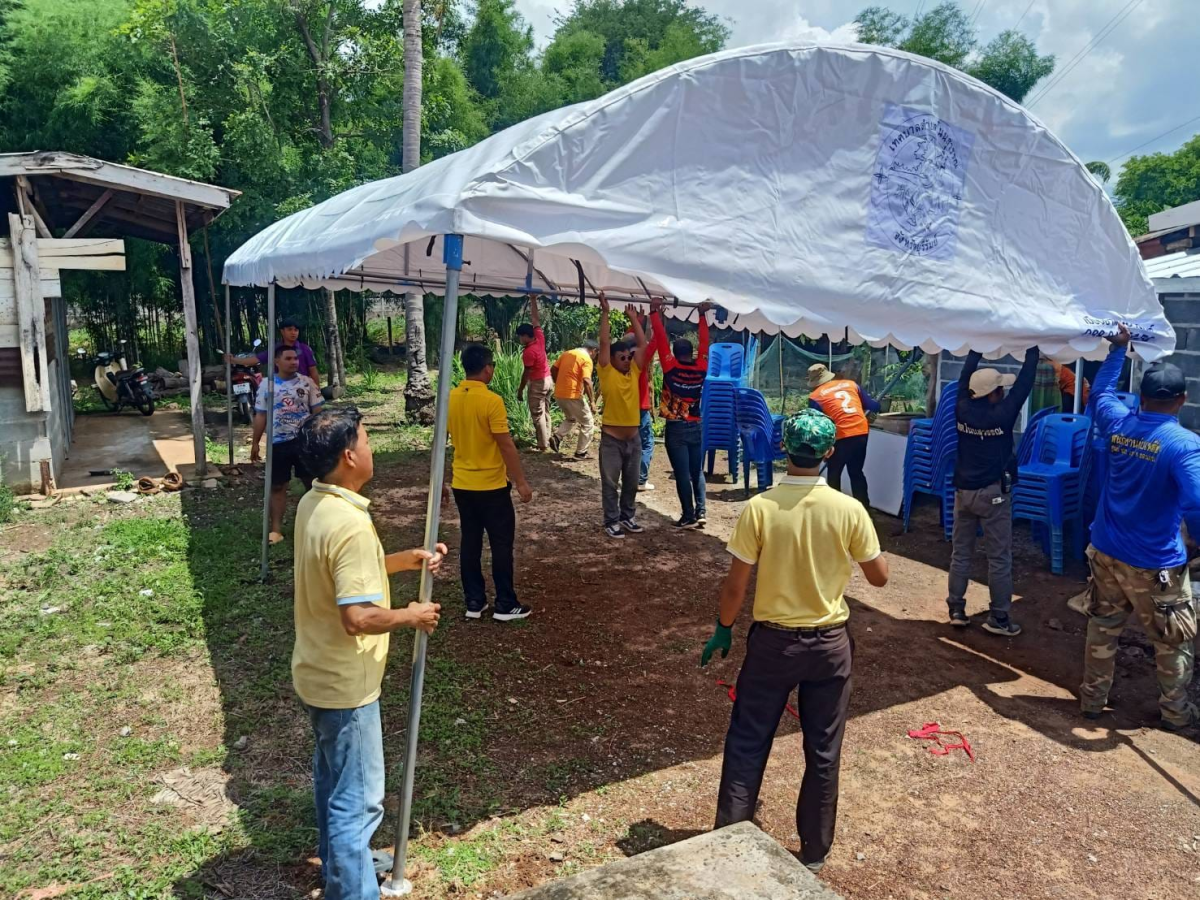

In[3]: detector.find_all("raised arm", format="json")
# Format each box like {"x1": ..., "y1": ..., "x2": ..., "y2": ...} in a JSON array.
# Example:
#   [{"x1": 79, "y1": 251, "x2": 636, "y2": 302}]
[
  {"x1": 598, "y1": 292, "x2": 612, "y2": 368},
  {"x1": 697, "y1": 303, "x2": 711, "y2": 360},
  {"x1": 959, "y1": 350, "x2": 982, "y2": 391},
  {"x1": 996, "y1": 346, "x2": 1041, "y2": 420},
  {"x1": 626, "y1": 303, "x2": 649, "y2": 372},
  {"x1": 529, "y1": 295, "x2": 541, "y2": 329},
  {"x1": 650, "y1": 300, "x2": 673, "y2": 369},
  {"x1": 1091, "y1": 326, "x2": 1132, "y2": 435}
]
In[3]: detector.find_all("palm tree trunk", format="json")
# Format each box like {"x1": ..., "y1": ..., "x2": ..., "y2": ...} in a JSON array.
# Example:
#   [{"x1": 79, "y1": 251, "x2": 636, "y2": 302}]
[{"x1": 401, "y1": 0, "x2": 434, "y2": 423}]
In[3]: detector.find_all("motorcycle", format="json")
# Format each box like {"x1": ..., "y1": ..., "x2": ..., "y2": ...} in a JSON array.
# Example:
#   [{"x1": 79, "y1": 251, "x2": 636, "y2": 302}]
[
  {"x1": 82, "y1": 340, "x2": 155, "y2": 416},
  {"x1": 220, "y1": 339, "x2": 263, "y2": 424}
]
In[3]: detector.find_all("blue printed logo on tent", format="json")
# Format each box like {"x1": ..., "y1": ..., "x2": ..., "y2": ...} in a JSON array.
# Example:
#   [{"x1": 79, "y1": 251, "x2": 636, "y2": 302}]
[{"x1": 866, "y1": 104, "x2": 974, "y2": 261}]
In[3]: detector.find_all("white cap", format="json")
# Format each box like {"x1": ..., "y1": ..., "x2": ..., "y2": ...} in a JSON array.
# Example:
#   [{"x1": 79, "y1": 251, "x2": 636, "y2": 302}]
[{"x1": 968, "y1": 368, "x2": 1016, "y2": 398}]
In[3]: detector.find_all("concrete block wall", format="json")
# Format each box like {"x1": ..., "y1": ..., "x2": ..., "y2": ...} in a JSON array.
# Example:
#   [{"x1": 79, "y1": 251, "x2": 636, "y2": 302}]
[{"x1": 1155, "y1": 291, "x2": 1200, "y2": 432}]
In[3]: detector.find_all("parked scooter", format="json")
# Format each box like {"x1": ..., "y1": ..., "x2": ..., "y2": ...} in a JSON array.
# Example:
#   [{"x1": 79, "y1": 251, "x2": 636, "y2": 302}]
[
  {"x1": 220, "y1": 339, "x2": 264, "y2": 424},
  {"x1": 80, "y1": 341, "x2": 155, "y2": 416}
]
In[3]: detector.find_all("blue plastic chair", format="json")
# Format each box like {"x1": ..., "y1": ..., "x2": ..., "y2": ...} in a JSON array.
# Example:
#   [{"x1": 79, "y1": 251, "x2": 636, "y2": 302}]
[
  {"x1": 707, "y1": 344, "x2": 745, "y2": 381},
  {"x1": 1012, "y1": 414, "x2": 1091, "y2": 574},
  {"x1": 902, "y1": 382, "x2": 960, "y2": 539},
  {"x1": 702, "y1": 377, "x2": 740, "y2": 478},
  {"x1": 1018, "y1": 406, "x2": 1059, "y2": 466},
  {"x1": 735, "y1": 388, "x2": 785, "y2": 492}
]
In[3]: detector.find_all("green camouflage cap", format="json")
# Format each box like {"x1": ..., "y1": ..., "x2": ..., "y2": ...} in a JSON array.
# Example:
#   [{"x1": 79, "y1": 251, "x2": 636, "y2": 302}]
[{"x1": 782, "y1": 409, "x2": 837, "y2": 457}]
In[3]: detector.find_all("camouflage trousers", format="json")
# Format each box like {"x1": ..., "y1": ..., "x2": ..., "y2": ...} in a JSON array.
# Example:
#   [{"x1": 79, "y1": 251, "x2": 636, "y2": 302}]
[{"x1": 1080, "y1": 546, "x2": 1199, "y2": 727}]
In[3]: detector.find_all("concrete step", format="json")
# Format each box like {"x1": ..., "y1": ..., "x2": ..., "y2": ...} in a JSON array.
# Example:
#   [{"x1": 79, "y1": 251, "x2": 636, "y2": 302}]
[{"x1": 505, "y1": 822, "x2": 843, "y2": 900}]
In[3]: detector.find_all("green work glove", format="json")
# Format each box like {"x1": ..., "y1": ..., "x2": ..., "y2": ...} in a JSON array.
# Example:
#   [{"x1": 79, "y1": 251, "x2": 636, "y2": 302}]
[{"x1": 701, "y1": 621, "x2": 733, "y2": 667}]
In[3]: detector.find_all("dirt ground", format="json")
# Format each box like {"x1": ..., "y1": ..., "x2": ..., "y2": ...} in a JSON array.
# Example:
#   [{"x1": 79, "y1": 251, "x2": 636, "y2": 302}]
[{"x1": 366, "y1": 443, "x2": 1200, "y2": 900}]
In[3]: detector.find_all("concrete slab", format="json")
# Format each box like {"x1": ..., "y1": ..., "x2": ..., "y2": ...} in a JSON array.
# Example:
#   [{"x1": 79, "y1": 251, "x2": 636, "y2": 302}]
[
  {"x1": 58, "y1": 410, "x2": 199, "y2": 490},
  {"x1": 505, "y1": 823, "x2": 842, "y2": 900}
]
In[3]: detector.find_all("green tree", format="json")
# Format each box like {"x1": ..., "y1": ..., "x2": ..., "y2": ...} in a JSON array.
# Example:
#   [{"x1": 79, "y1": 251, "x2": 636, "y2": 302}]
[
  {"x1": 1085, "y1": 161, "x2": 1112, "y2": 185},
  {"x1": 1114, "y1": 135, "x2": 1200, "y2": 236},
  {"x1": 461, "y1": 0, "x2": 531, "y2": 100},
  {"x1": 0, "y1": 0, "x2": 21, "y2": 94},
  {"x1": 550, "y1": 0, "x2": 727, "y2": 86},
  {"x1": 854, "y1": 2, "x2": 1054, "y2": 103}
]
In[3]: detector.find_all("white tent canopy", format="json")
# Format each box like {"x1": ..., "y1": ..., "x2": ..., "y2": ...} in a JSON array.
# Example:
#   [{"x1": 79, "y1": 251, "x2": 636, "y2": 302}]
[{"x1": 225, "y1": 40, "x2": 1172, "y2": 362}]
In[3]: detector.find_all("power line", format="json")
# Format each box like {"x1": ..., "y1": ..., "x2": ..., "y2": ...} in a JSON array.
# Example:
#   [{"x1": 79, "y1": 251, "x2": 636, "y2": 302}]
[
  {"x1": 1014, "y1": 0, "x2": 1036, "y2": 31},
  {"x1": 970, "y1": 0, "x2": 988, "y2": 26},
  {"x1": 1108, "y1": 113, "x2": 1200, "y2": 165},
  {"x1": 1026, "y1": 0, "x2": 1144, "y2": 108}
]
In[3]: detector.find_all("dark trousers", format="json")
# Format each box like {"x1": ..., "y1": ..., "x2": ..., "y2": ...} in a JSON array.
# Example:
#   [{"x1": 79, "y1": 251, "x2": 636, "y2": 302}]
[
  {"x1": 664, "y1": 420, "x2": 706, "y2": 520},
  {"x1": 452, "y1": 485, "x2": 517, "y2": 613},
  {"x1": 715, "y1": 624, "x2": 853, "y2": 865},
  {"x1": 599, "y1": 431, "x2": 640, "y2": 526},
  {"x1": 827, "y1": 433, "x2": 870, "y2": 507}
]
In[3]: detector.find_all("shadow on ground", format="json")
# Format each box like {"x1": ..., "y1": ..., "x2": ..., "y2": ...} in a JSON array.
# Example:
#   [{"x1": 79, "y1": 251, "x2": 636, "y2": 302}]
[{"x1": 171, "y1": 447, "x2": 1198, "y2": 897}]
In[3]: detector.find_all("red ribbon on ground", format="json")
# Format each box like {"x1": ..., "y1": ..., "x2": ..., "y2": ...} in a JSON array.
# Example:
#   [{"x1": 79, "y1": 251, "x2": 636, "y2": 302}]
[
  {"x1": 717, "y1": 679, "x2": 801, "y2": 721},
  {"x1": 906, "y1": 722, "x2": 975, "y2": 762}
]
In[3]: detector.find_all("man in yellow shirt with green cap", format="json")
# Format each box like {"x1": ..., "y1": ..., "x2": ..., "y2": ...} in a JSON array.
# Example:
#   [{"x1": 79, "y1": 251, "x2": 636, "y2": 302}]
[{"x1": 703, "y1": 408, "x2": 889, "y2": 873}]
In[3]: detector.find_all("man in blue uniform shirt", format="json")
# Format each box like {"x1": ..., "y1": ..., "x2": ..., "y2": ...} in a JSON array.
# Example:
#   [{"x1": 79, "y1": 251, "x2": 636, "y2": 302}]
[{"x1": 1080, "y1": 324, "x2": 1200, "y2": 731}]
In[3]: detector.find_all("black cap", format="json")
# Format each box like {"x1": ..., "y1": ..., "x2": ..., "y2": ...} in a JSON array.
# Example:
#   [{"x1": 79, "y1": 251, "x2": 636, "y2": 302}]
[
  {"x1": 280, "y1": 316, "x2": 301, "y2": 329},
  {"x1": 1140, "y1": 362, "x2": 1187, "y2": 400},
  {"x1": 582, "y1": 339, "x2": 599, "y2": 350}
]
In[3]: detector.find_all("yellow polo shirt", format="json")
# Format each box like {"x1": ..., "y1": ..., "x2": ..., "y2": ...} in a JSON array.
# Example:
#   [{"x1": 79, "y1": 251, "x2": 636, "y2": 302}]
[
  {"x1": 727, "y1": 476, "x2": 880, "y2": 628},
  {"x1": 598, "y1": 361, "x2": 642, "y2": 428},
  {"x1": 448, "y1": 380, "x2": 510, "y2": 491},
  {"x1": 292, "y1": 482, "x2": 390, "y2": 709}
]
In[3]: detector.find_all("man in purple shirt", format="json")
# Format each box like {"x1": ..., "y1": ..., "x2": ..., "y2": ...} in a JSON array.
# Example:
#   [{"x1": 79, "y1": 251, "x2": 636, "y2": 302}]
[{"x1": 227, "y1": 317, "x2": 321, "y2": 386}]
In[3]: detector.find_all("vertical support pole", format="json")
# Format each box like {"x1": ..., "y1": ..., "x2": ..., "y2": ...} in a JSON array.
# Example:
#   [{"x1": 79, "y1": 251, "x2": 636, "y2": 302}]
[
  {"x1": 383, "y1": 234, "x2": 464, "y2": 898},
  {"x1": 225, "y1": 285, "x2": 235, "y2": 465},
  {"x1": 388, "y1": 316, "x2": 394, "y2": 355},
  {"x1": 259, "y1": 284, "x2": 277, "y2": 582},
  {"x1": 8, "y1": 213, "x2": 50, "y2": 412},
  {"x1": 1073, "y1": 358, "x2": 1085, "y2": 414},
  {"x1": 778, "y1": 333, "x2": 785, "y2": 412},
  {"x1": 176, "y1": 201, "x2": 206, "y2": 478}
]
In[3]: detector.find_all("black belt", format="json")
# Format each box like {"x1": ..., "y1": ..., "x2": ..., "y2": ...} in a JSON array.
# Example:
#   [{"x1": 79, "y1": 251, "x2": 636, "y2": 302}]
[{"x1": 759, "y1": 621, "x2": 846, "y2": 634}]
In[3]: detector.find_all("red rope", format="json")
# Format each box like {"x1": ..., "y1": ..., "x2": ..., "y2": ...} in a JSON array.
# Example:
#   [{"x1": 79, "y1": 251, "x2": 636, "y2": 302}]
[
  {"x1": 907, "y1": 722, "x2": 975, "y2": 762},
  {"x1": 716, "y1": 679, "x2": 801, "y2": 721}
]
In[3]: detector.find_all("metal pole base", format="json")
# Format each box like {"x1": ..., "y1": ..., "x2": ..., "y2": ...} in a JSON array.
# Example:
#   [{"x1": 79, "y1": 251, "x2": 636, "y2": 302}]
[{"x1": 379, "y1": 877, "x2": 413, "y2": 897}]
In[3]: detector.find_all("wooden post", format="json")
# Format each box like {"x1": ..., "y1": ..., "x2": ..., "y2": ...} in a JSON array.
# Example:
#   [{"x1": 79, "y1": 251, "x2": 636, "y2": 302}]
[
  {"x1": 8, "y1": 213, "x2": 51, "y2": 412},
  {"x1": 175, "y1": 201, "x2": 207, "y2": 478},
  {"x1": 387, "y1": 315, "x2": 394, "y2": 354}
]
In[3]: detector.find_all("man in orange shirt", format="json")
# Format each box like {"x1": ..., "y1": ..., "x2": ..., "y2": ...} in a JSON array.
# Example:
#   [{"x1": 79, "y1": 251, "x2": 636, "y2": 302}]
[
  {"x1": 550, "y1": 340, "x2": 600, "y2": 459},
  {"x1": 806, "y1": 364, "x2": 880, "y2": 507}
]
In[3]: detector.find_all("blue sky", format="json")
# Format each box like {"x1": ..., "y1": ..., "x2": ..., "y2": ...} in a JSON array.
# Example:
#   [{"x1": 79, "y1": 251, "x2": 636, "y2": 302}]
[{"x1": 512, "y1": 0, "x2": 1198, "y2": 178}]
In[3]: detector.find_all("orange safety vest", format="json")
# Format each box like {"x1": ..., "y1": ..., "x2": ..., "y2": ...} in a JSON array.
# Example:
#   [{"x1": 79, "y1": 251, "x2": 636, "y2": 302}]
[{"x1": 809, "y1": 379, "x2": 870, "y2": 439}]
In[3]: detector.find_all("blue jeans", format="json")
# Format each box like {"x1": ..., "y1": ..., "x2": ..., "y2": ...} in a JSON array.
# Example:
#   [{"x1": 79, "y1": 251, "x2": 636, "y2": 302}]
[
  {"x1": 665, "y1": 420, "x2": 706, "y2": 521},
  {"x1": 639, "y1": 409, "x2": 655, "y2": 484},
  {"x1": 306, "y1": 700, "x2": 386, "y2": 900}
]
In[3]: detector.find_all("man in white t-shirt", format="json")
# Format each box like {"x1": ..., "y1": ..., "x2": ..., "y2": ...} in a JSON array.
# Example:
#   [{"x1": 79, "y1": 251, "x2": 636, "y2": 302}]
[{"x1": 253, "y1": 346, "x2": 324, "y2": 544}]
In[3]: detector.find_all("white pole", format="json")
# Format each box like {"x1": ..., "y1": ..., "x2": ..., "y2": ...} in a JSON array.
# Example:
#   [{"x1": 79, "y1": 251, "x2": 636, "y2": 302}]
[
  {"x1": 259, "y1": 284, "x2": 276, "y2": 582},
  {"x1": 1073, "y1": 358, "x2": 1085, "y2": 414},
  {"x1": 225, "y1": 285, "x2": 234, "y2": 465},
  {"x1": 383, "y1": 234, "x2": 464, "y2": 897}
]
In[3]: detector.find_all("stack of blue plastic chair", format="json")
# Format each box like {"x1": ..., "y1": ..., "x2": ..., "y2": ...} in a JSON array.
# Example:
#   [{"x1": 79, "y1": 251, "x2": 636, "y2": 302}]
[
  {"x1": 707, "y1": 343, "x2": 745, "y2": 381},
  {"x1": 902, "y1": 382, "x2": 960, "y2": 540},
  {"x1": 734, "y1": 387, "x2": 785, "y2": 492},
  {"x1": 1012, "y1": 413, "x2": 1092, "y2": 574},
  {"x1": 1017, "y1": 406, "x2": 1059, "y2": 466}
]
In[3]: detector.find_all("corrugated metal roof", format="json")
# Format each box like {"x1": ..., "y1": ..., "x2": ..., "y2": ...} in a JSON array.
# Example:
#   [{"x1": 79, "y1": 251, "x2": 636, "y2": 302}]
[{"x1": 1144, "y1": 249, "x2": 1200, "y2": 279}]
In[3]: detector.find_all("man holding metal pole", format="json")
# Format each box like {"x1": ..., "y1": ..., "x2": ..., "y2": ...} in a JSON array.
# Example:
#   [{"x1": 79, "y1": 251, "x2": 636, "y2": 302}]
[
  {"x1": 293, "y1": 407, "x2": 443, "y2": 900},
  {"x1": 1079, "y1": 324, "x2": 1200, "y2": 731}
]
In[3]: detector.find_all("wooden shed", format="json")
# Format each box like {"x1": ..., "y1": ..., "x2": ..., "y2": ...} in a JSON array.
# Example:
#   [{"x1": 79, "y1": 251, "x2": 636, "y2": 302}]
[{"x1": 0, "y1": 152, "x2": 239, "y2": 492}]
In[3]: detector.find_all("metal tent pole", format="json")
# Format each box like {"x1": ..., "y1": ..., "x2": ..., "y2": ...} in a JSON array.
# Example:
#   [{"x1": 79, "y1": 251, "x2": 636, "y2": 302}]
[
  {"x1": 225, "y1": 285, "x2": 234, "y2": 465},
  {"x1": 1073, "y1": 358, "x2": 1085, "y2": 413},
  {"x1": 382, "y1": 233, "x2": 464, "y2": 898},
  {"x1": 259, "y1": 284, "x2": 276, "y2": 582}
]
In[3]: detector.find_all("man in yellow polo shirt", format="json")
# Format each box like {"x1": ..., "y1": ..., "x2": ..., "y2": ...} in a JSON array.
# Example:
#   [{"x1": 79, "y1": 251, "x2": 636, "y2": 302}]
[
  {"x1": 596, "y1": 293, "x2": 650, "y2": 539},
  {"x1": 448, "y1": 344, "x2": 534, "y2": 621},
  {"x1": 292, "y1": 407, "x2": 443, "y2": 900},
  {"x1": 701, "y1": 409, "x2": 889, "y2": 873}
]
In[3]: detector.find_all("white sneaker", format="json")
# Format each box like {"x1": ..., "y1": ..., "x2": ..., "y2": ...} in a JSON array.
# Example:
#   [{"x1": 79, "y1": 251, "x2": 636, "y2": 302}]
[{"x1": 638, "y1": 482, "x2": 655, "y2": 492}]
